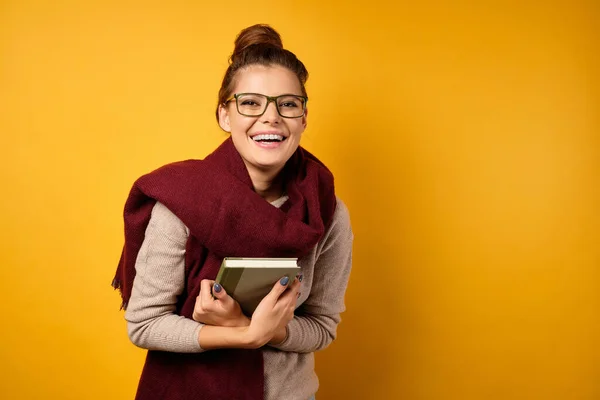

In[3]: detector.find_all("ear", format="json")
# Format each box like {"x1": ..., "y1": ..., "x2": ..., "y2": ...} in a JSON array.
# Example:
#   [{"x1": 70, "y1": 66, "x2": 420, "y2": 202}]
[
  {"x1": 301, "y1": 107, "x2": 308, "y2": 130},
  {"x1": 218, "y1": 104, "x2": 231, "y2": 132}
]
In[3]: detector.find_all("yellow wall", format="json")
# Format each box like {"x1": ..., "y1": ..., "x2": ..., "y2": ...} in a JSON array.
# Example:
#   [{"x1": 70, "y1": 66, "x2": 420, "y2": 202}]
[{"x1": 1, "y1": 1, "x2": 598, "y2": 399}]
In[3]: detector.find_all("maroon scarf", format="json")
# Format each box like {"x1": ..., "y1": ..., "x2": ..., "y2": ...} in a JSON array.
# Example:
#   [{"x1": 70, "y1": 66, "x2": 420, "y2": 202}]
[{"x1": 113, "y1": 137, "x2": 336, "y2": 400}]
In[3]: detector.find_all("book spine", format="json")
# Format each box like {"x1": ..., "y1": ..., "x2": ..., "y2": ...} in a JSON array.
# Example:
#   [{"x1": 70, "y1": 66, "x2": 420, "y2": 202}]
[{"x1": 220, "y1": 267, "x2": 244, "y2": 295}]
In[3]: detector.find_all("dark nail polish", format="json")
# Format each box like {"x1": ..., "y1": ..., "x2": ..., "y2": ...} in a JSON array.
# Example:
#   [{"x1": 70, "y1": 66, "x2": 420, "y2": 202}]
[
  {"x1": 280, "y1": 276, "x2": 289, "y2": 286},
  {"x1": 298, "y1": 274, "x2": 303, "y2": 282},
  {"x1": 213, "y1": 283, "x2": 222, "y2": 293}
]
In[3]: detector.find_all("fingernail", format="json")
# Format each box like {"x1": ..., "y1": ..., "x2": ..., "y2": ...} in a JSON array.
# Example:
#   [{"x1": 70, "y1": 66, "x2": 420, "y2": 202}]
[
  {"x1": 213, "y1": 283, "x2": 222, "y2": 293},
  {"x1": 297, "y1": 292, "x2": 301, "y2": 298},
  {"x1": 298, "y1": 274, "x2": 303, "y2": 282},
  {"x1": 280, "y1": 276, "x2": 289, "y2": 286}
]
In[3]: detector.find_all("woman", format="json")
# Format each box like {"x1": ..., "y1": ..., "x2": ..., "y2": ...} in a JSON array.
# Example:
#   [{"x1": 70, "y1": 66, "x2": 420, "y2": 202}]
[{"x1": 113, "y1": 24, "x2": 353, "y2": 400}]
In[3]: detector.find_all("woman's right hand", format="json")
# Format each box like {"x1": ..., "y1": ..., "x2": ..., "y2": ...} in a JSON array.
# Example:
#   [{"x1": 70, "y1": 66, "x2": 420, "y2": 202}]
[
  {"x1": 246, "y1": 276, "x2": 301, "y2": 347},
  {"x1": 193, "y1": 279, "x2": 249, "y2": 327}
]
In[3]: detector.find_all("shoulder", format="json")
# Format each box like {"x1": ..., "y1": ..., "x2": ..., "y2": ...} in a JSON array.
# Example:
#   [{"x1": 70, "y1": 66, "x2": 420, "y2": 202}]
[
  {"x1": 319, "y1": 197, "x2": 353, "y2": 252},
  {"x1": 136, "y1": 159, "x2": 206, "y2": 187},
  {"x1": 143, "y1": 159, "x2": 204, "y2": 180},
  {"x1": 331, "y1": 197, "x2": 352, "y2": 234},
  {"x1": 149, "y1": 201, "x2": 190, "y2": 243}
]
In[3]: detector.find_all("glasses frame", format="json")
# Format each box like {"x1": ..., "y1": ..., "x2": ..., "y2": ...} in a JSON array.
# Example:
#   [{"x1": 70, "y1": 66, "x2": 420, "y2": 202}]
[{"x1": 225, "y1": 93, "x2": 308, "y2": 119}]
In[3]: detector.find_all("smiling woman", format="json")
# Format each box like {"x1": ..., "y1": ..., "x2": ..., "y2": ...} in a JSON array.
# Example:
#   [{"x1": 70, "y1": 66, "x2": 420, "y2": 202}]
[{"x1": 112, "y1": 24, "x2": 353, "y2": 400}]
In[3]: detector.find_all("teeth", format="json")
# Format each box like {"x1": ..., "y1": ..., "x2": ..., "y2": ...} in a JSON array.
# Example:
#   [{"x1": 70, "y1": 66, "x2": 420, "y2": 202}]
[{"x1": 252, "y1": 134, "x2": 284, "y2": 142}]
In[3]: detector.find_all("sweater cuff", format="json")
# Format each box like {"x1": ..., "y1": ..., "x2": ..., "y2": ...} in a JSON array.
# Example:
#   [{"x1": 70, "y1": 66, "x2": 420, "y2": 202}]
[
  {"x1": 194, "y1": 324, "x2": 205, "y2": 352},
  {"x1": 269, "y1": 319, "x2": 296, "y2": 351}
]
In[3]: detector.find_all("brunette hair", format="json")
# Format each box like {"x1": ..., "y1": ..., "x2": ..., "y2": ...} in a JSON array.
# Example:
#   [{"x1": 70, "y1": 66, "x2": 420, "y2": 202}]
[{"x1": 215, "y1": 24, "x2": 309, "y2": 122}]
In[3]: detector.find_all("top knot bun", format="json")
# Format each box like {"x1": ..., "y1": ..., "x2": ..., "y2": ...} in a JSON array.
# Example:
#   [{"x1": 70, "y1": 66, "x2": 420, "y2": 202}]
[{"x1": 231, "y1": 24, "x2": 283, "y2": 63}]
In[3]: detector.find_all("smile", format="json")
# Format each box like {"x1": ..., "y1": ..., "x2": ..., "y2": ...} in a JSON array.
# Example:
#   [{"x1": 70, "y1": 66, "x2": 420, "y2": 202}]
[{"x1": 251, "y1": 134, "x2": 286, "y2": 143}]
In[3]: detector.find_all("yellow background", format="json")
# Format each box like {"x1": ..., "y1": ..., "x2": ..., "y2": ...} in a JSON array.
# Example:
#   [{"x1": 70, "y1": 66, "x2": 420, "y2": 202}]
[{"x1": 1, "y1": 1, "x2": 598, "y2": 399}]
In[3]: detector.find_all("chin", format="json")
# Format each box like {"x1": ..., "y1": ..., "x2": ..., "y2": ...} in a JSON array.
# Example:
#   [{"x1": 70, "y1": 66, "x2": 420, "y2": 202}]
[
  {"x1": 251, "y1": 157, "x2": 287, "y2": 171},
  {"x1": 247, "y1": 147, "x2": 293, "y2": 169}
]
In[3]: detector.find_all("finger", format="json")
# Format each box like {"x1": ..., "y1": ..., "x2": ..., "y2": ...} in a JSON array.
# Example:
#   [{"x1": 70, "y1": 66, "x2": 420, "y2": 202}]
[
  {"x1": 279, "y1": 289, "x2": 299, "y2": 306},
  {"x1": 211, "y1": 282, "x2": 230, "y2": 301},
  {"x1": 193, "y1": 295, "x2": 204, "y2": 321},
  {"x1": 265, "y1": 276, "x2": 292, "y2": 303},
  {"x1": 194, "y1": 294, "x2": 202, "y2": 308},
  {"x1": 200, "y1": 279, "x2": 215, "y2": 307},
  {"x1": 289, "y1": 277, "x2": 301, "y2": 292},
  {"x1": 278, "y1": 278, "x2": 301, "y2": 304},
  {"x1": 283, "y1": 278, "x2": 301, "y2": 297}
]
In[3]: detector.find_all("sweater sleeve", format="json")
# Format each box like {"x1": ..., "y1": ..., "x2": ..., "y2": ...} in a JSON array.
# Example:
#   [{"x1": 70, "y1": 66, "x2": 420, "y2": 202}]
[
  {"x1": 124, "y1": 202, "x2": 205, "y2": 353},
  {"x1": 270, "y1": 199, "x2": 354, "y2": 353}
]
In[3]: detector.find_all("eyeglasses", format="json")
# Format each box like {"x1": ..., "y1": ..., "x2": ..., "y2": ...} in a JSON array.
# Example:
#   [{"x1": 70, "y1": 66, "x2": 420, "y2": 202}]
[{"x1": 225, "y1": 93, "x2": 308, "y2": 118}]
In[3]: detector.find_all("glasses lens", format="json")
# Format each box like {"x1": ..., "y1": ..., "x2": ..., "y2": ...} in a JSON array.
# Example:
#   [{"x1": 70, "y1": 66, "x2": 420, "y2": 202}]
[
  {"x1": 277, "y1": 95, "x2": 306, "y2": 118},
  {"x1": 236, "y1": 94, "x2": 266, "y2": 116}
]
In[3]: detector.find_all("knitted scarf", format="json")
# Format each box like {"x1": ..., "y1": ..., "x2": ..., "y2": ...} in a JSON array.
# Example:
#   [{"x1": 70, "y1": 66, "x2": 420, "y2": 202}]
[{"x1": 112, "y1": 137, "x2": 336, "y2": 400}]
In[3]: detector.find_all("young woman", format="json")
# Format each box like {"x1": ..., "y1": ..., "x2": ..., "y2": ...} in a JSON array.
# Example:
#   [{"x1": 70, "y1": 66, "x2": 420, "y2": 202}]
[{"x1": 113, "y1": 24, "x2": 353, "y2": 400}]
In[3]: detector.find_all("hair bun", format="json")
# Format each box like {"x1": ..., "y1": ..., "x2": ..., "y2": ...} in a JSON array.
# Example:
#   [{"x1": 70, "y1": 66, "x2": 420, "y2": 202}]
[{"x1": 231, "y1": 24, "x2": 283, "y2": 63}]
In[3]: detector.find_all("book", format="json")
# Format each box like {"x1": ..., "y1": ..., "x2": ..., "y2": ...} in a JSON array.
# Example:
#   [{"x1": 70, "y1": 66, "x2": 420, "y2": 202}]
[{"x1": 215, "y1": 257, "x2": 301, "y2": 315}]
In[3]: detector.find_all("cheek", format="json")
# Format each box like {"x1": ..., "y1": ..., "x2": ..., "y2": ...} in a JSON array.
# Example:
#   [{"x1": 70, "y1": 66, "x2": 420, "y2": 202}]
[
  {"x1": 288, "y1": 122, "x2": 305, "y2": 139},
  {"x1": 230, "y1": 116, "x2": 255, "y2": 135}
]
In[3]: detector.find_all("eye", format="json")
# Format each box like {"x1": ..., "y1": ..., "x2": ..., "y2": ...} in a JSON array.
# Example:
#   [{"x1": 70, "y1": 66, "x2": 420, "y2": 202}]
[
  {"x1": 238, "y1": 95, "x2": 265, "y2": 108},
  {"x1": 279, "y1": 97, "x2": 302, "y2": 108}
]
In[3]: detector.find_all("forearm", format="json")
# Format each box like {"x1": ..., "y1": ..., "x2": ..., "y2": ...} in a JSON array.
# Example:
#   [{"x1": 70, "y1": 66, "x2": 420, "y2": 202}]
[
  {"x1": 269, "y1": 313, "x2": 339, "y2": 353},
  {"x1": 128, "y1": 306, "x2": 259, "y2": 352},
  {"x1": 127, "y1": 314, "x2": 204, "y2": 353},
  {"x1": 198, "y1": 324, "x2": 261, "y2": 350},
  {"x1": 125, "y1": 202, "x2": 202, "y2": 353}
]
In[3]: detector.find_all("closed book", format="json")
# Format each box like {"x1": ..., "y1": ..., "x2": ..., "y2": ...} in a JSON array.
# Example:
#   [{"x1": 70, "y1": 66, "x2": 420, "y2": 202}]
[{"x1": 215, "y1": 257, "x2": 300, "y2": 315}]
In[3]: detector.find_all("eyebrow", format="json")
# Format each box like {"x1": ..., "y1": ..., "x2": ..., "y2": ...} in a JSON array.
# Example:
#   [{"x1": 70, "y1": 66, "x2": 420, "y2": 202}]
[{"x1": 236, "y1": 92, "x2": 305, "y2": 97}]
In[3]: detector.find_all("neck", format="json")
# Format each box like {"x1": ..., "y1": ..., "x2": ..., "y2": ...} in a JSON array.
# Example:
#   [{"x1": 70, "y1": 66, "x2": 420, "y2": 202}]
[{"x1": 246, "y1": 164, "x2": 285, "y2": 202}]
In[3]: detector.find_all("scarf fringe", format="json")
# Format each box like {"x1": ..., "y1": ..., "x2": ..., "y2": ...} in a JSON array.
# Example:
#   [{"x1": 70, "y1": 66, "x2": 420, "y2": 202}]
[{"x1": 111, "y1": 277, "x2": 127, "y2": 310}]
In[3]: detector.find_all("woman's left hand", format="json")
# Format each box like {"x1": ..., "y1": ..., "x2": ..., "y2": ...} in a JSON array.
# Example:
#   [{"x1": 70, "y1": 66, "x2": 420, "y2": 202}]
[{"x1": 192, "y1": 279, "x2": 250, "y2": 327}]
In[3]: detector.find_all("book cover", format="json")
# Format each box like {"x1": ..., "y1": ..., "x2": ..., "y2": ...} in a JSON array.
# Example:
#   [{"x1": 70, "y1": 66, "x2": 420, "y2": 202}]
[{"x1": 215, "y1": 257, "x2": 301, "y2": 315}]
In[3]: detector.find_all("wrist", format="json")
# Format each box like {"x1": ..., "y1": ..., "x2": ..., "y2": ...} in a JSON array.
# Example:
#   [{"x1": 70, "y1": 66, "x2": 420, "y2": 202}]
[
  {"x1": 236, "y1": 315, "x2": 251, "y2": 328},
  {"x1": 240, "y1": 326, "x2": 269, "y2": 349}
]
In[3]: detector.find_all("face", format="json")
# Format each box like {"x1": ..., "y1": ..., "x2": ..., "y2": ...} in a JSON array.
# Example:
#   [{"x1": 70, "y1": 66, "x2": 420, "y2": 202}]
[{"x1": 218, "y1": 65, "x2": 307, "y2": 174}]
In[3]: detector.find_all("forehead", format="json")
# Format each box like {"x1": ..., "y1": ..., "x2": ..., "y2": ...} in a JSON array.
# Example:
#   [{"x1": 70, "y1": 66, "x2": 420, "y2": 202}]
[{"x1": 233, "y1": 65, "x2": 302, "y2": 96}]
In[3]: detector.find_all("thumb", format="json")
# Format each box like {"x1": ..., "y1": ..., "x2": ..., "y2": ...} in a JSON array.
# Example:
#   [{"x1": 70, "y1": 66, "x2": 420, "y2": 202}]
[{"x1": 212, "y1": 282, "x2": 229, "y2": 300}]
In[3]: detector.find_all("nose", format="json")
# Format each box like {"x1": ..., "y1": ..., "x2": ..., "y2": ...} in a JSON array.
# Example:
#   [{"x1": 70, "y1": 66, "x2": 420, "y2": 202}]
[{"x1": 260, "y1": 99, "x2": 281, "y2": 124}]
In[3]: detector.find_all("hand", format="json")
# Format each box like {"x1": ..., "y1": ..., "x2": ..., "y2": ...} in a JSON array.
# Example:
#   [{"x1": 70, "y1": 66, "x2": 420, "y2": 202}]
[
  {"x1": 192, "y1": 279, "x2": 250, "y2": 327},
  {"x1": 246, "y1": 275, "x2": 301, "y2": 348}
]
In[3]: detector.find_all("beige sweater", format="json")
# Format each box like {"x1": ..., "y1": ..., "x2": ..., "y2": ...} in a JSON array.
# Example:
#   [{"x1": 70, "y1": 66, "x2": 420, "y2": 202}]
[{"x1": 124, "y1": 197, "x2": 353, "y2": 400}]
